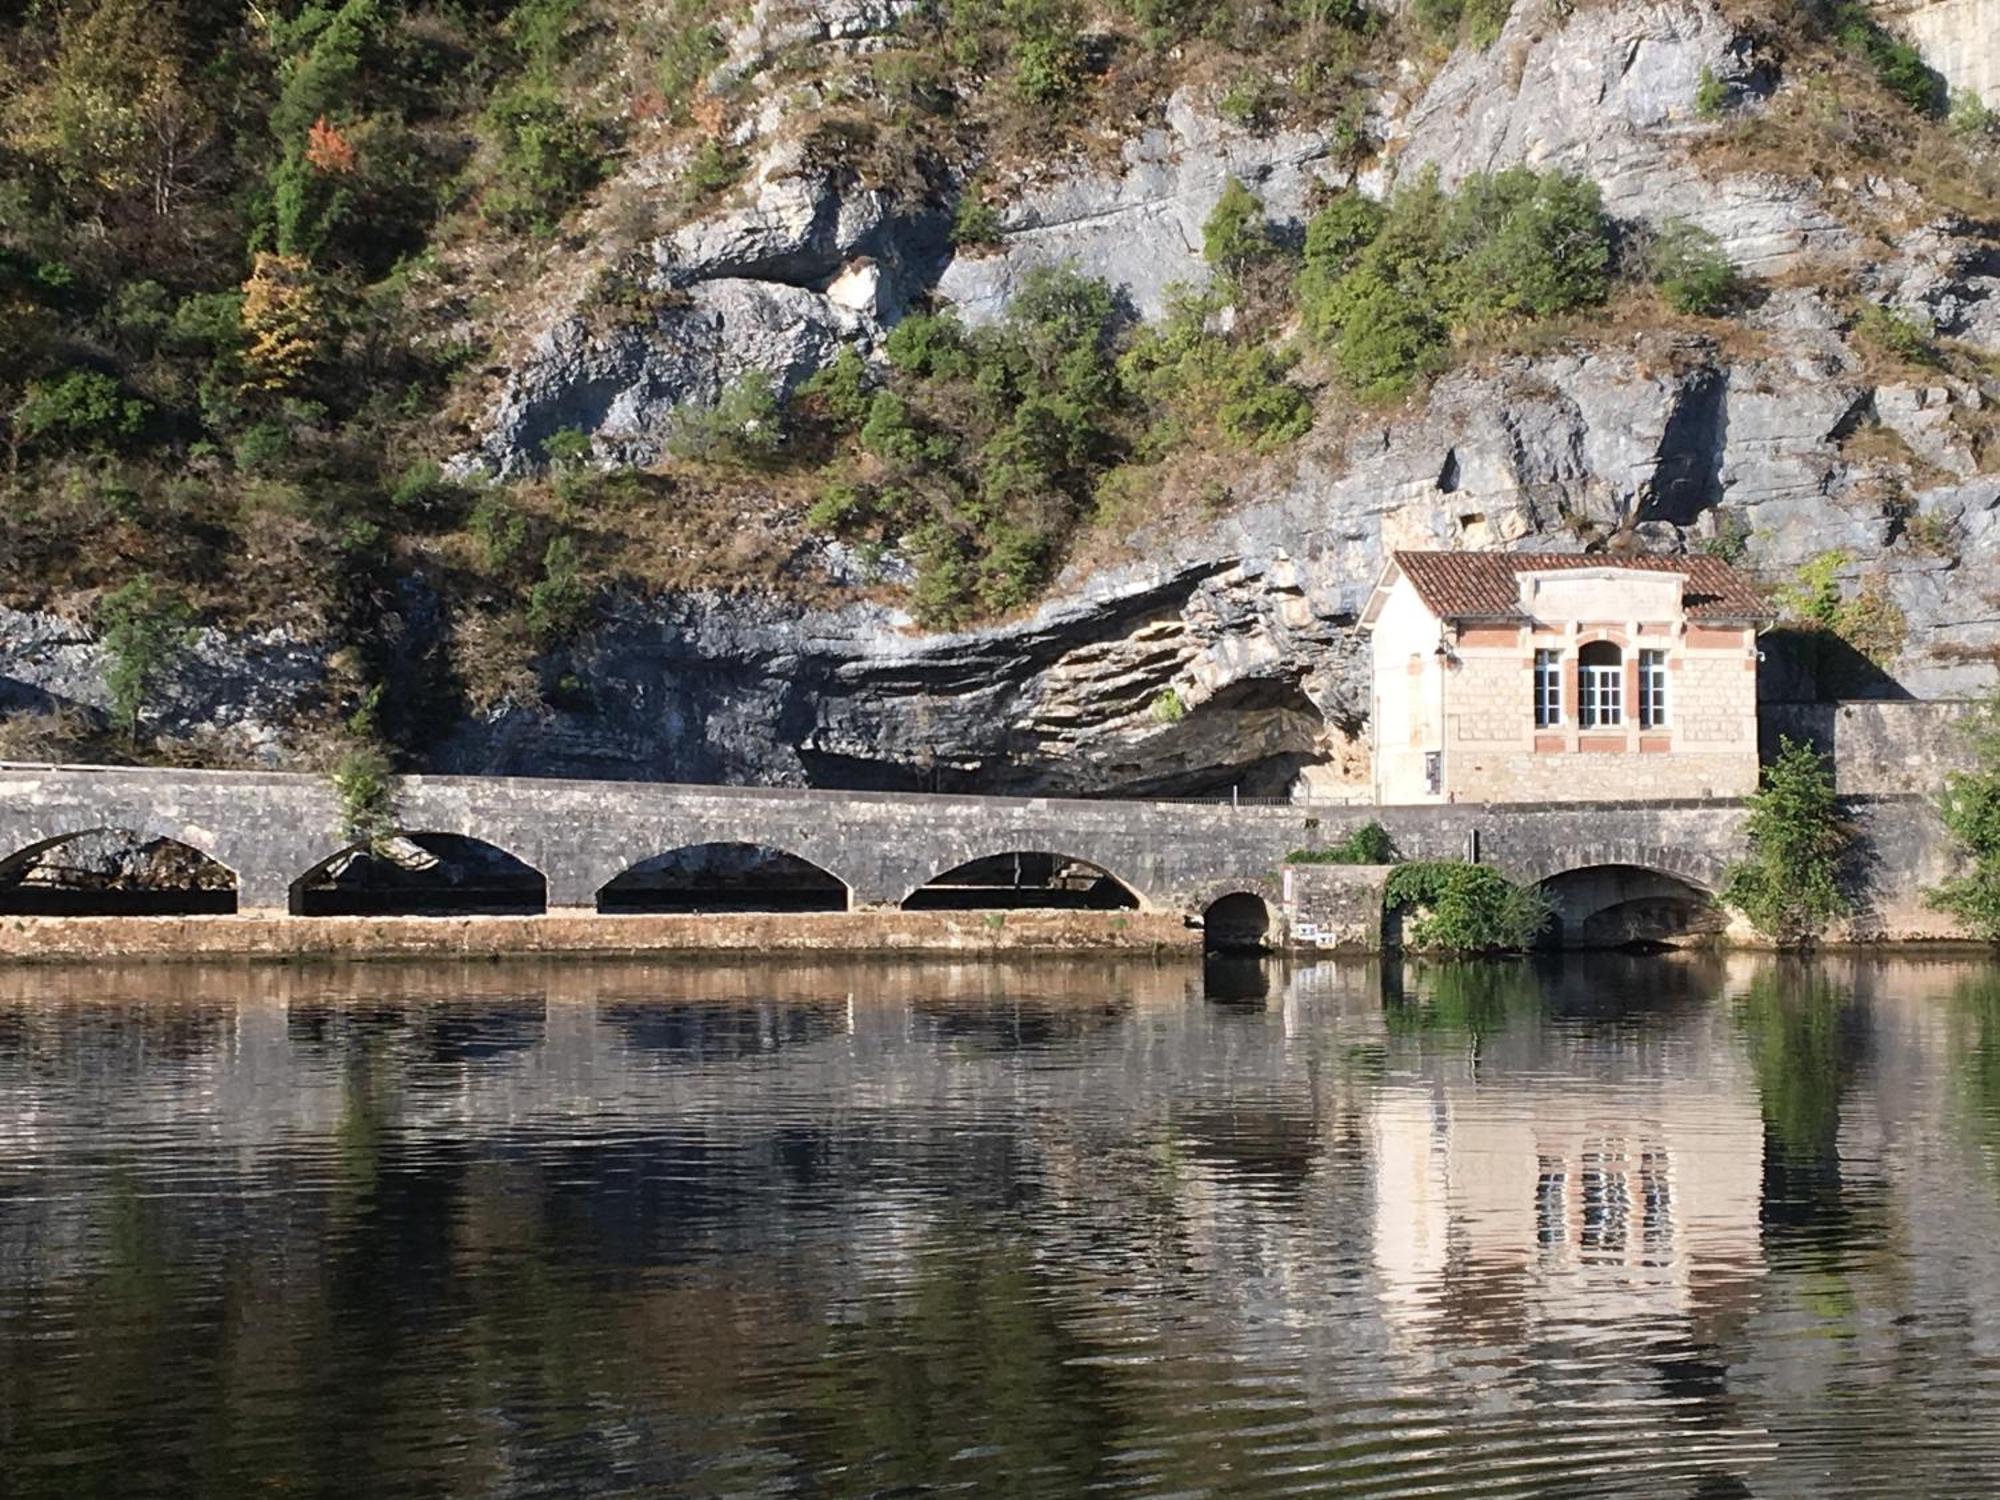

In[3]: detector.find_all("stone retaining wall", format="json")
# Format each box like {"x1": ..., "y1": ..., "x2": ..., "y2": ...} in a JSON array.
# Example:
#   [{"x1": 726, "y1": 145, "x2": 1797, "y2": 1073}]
[{"x1": 0, "y1": 910, "x2": 1197, "y2": 964}]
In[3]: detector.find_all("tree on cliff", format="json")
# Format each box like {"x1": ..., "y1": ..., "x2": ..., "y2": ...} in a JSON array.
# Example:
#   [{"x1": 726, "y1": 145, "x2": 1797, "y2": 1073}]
[
  {"x1": 1722, "y1": 736, "x2": 1852, "y2": 947},
  {"x1": 96, "y1": 575, "x2": 195, "y2": 742},
  {"x1": 1927, "y1": 691, "x2": 2000, "y2": 940}
]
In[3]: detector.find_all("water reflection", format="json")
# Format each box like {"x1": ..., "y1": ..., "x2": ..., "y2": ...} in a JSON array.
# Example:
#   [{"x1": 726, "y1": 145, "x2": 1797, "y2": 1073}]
[{"x1": 0, "y1": 952, "x2": 1998, "y2": 1497}]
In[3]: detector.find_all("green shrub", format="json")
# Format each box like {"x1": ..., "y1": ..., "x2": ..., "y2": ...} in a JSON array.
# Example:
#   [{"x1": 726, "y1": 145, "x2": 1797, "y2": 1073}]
[
  {"x1": 330, "y1": 742, "x2": 398, "y2": 851},
  {"x1": 480, "y1": 79, "x2": 603, "y2": 233},
  {"x1": 797, "y1": 348, "x2": 873, "y2": 429},
  {"x1": 1949, "y1": 87, "x2": 1998, "y2": 138},
  {"x1": 1217, "y1": 75, "x2": 1279, "y2": 132},
  {"x1": 1448, "y1": 169, "x2": 1610, "y2": 321},
  {"x1": 1928, "y1": 690, "x2": 2000, "y2": 940},
  {"x1": 1648, "y1": 219, "x2": 1740, "y2": 315},
  {"x1": 1854, "y1": 302, "x2": 1939, "y2": 365},
  {"x1": 1721, "y1": 736, "x2": 1852, "y2": 946},
  {"x1": 1119, "y1": 289, "x2": 1313, "y2": 452},
  {"x1": 525, "y1": 533, "x2": 590, "y2": 643},
  {"x1": 540, "y1": 427, "x2": 593, "y2": 468},
  {"x1": 1013, "y1": 30, "x2": 1085, "y2": 104},
  {"x1": 1694, "y1": 65, "x2": 1728, "y2": 120},
  {"x1": 15, "y1": 370, "x2": 149, "y2": 450},
  {"x1": 1300, "y1": 193, "x2": 1385, "y2": 284},
  {"x1": 1148, "y1": 686, "x2": 1186, "y2": 723},
  {"x1": 1412, "y1": 0, "x2": 1511, "y2": 47},
  {"x1": 1384, "y1": 860, "x2": 1549, "y2": 951},
  {"x1": 883, "y1": 313, "x2": 974, "y2": 379},
  {"x1": 951, "y1": 193, "x2": 1003, "y2": 249},
  {"x1": 1775, "y1": 550, "x2": 1906, "y2": 666},
  {"x1": 1700, "y1": 509, "x2": 1752, "y2": 563},
  {"x1": 96, "y1": 574, "x2": 195, "y2": 740},
  {"x1": 468, "y1": 493, "x2": 530, "y2": 570},
  {"x1": 682, "y1": 139, "x2": 744, "y2": 202},
  {"x1": 388, "y1": 460, "x2": 449, "y2": 513},
  {"x1": 1297, "y1": 167, "x2": 1608, "y2": 399},
  {"x1": 1289, "y1": 820, "x2": 1397, "y2": 864},
  {"x1": 1827, "y1": 2, "x2": 1944, "y2": 116},
  {"x1": 653, "y1": 0, "x2": 724, "y2": 113},
  {"x1": 232, "y1": 421, "x2": 294, "y2": 474},
  {"x1": 666, "y1": 372, "x2": 785, "y2": 464},
  {"x1": 1202, "y1": 176, "x2": 1273, "y2": 274}
]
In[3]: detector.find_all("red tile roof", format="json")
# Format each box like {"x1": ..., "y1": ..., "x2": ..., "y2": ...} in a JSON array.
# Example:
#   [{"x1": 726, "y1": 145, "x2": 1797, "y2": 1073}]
[{"x1": 1392, "y1": 550, "x2": 1768, "y2": 623}]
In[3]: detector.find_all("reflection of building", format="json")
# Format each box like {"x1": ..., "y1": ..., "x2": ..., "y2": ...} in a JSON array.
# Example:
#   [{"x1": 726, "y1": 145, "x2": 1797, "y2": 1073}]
[
  {"x1": 1369, "y1": 1026, "x2": 1766, "y2": 1341},
  {"x1": 1359, "y1": 551, "x2": 1767, "y2": 804}
]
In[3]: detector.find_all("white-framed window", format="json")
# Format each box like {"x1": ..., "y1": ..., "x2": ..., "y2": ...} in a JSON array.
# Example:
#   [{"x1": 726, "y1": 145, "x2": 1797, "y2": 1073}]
[
  {"x1": 1579, "y1": 641, "x2": 1622, "y2": 728},
  {"x1": 1533, "y1": 649, "x2": 1562, "y2": 727},
  {"x1": 1638, "y1": 649, "x2": 1668, "y2": 728}
]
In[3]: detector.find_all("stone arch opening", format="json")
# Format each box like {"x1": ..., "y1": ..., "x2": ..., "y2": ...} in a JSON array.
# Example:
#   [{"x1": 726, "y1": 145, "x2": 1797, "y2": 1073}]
[
  {"x1": 0, "y1": 829, "x2": 237, "y2": 915},
  {"x1": 1535, "y1": 863, "x2": 1724, "y2": 949},
  {"x1": 290, "y1": 833, "x2": 547, "y2": 916},
  {"x1": 596, "y1": 842, "x2": 850, "y2": 913},
  {"x1": 902, "y1": 852, "x2": 1141, "y2": 911},
  {"x1": 1201, "y1": 891, "x2": 1273, "y2": 952}
]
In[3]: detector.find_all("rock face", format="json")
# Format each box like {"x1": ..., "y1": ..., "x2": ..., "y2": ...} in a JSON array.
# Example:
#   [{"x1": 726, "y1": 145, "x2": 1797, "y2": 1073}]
[
  {"x1": 14, "y1": 0, "x2": 2000, "y2": 797},
  {"x1": 936, "y1": 89, "x2": 1349, "y2": 324},
  {"x1": 0, "y1": 606, "x2": 327, "y2": 762},
  {"x1": 473, "y1": 277, "x2": 870, "y2": 474},
  {"x1": 1389, "y1": 0, "x2": 1855, "y2": 273}
]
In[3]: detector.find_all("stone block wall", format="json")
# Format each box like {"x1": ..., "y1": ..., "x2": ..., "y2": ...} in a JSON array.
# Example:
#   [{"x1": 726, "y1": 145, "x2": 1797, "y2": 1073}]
[
  {"x1": 1438, "y1": 749, "x2": 1757, "y2": 803},
  {"x1": 1674, "y1": 654, "x2": 1757, "y2": 747},
  {"x1": 1434, "y1": 625, "x2": 1759, "y2": 804},
  {"x1": 1280, "y1": 864, "x2": 1391, "y2": 951},
  {"x1": 1762, "y1": 700, "x2": 1978, "y2": 795}
]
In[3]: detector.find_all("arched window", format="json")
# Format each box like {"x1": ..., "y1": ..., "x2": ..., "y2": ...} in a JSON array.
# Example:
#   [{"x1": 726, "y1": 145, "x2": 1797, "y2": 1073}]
[{"x1": 1579, "y1": 641, "x2": 1622, "y2": 728}]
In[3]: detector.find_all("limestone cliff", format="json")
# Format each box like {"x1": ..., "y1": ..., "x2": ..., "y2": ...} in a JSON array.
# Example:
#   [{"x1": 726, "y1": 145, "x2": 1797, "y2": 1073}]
[{"x1": 7, "y1": 0, "x2": 2000, "y2": 798}]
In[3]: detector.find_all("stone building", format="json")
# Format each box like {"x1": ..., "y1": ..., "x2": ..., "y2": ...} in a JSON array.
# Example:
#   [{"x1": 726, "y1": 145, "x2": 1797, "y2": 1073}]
[{"x1": 1359, "y1": 552, "x2": 1769, "y2": 805}]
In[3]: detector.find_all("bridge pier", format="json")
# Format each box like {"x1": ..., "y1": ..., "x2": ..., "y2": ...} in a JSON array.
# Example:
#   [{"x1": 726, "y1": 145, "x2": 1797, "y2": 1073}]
[
  {"x1": 544, "y1": 870, "x2": 604, "y2": 913},
  {"x1": 236, "y1": 869, "x2": 296, "y2": 916}
]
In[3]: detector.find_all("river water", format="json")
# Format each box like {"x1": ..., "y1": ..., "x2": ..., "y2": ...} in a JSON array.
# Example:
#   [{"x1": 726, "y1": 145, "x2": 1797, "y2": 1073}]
[{"x1": 2, "y1": 952, "x2": 1998, "y2": 1498}]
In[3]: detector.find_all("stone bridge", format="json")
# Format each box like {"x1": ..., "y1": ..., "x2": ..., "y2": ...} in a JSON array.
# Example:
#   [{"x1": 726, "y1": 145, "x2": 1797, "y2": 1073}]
[
  {"x1": 0, "y1": 763, "x2": 1959, "y2": 941},
  {"x1": 0, "y1": 762, "x2": 1773, "y2": 917}
]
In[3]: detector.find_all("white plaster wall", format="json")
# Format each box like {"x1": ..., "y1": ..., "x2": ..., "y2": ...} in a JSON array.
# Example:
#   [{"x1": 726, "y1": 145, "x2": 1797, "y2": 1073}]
[{"x1": 1371, "y1": 578, "x2": 1445, "y2": 804}]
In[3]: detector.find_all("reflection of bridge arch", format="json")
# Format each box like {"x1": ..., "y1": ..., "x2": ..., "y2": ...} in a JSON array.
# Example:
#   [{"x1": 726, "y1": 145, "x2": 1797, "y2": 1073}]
[
  {"x1": 596, "y1": 841, "x2": 851, "y2": 913},
  {"x1": 899, "y1": 850, "x2": 1145, "y2": 911}
]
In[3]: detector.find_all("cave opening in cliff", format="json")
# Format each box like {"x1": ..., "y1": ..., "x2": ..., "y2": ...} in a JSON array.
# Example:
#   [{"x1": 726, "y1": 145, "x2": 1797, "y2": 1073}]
[
  {"x1": 0, "y1": 829, "x2": 238, "y2": 915},
  {"x1": 291, "y1": 834, "x2": 548, "y2": 916},
  {"x1": 596, "y1": 843, "x2": 850, "y2": 913},
  {"x1": 901, "y1": 852, "x2": 1141, "y2": 910}
]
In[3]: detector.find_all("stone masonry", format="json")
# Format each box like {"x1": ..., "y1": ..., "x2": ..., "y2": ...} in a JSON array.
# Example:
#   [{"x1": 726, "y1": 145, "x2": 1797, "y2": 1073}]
[{"x1": 0, "y1": 765, "x2": 1969, "y2": 945}]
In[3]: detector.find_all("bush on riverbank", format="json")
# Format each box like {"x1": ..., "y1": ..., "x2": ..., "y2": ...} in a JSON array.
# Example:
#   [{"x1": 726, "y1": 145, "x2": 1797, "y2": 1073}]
[
  {"x1": 1928, "y1": 691, "x2": 2000, "y2": 940},
  {"x1": 1383, "y1": 860, "x2": 1549, "y2": 952},
  {"x1": 1722, "y1": 736, "x2": 1852, "y2": 946}
]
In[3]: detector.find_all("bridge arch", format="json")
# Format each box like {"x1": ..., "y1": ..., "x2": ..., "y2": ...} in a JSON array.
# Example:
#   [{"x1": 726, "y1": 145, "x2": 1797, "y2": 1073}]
[
  {"x1": 0, "y1": 826, "x2": 239, "y2": 914},
  {"x1": 1200, "y1": 891, "x2": 1275, "y2": 951},
  {"x1": 1507, "y1": 842, "x2": 1730, "y2": 894},
  {"x1": 1516, "y1": 845, "x2": 1730, "y2": 949},
  {"x1": 289, "y1": 831, "x2": 548, "y2": 916},
  {"x1": 899, "y1": 849, "x2": 1145, "y2": 911},
  {"x1": 595, "y1": 841, "x2": 851, "y2": 913}
]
